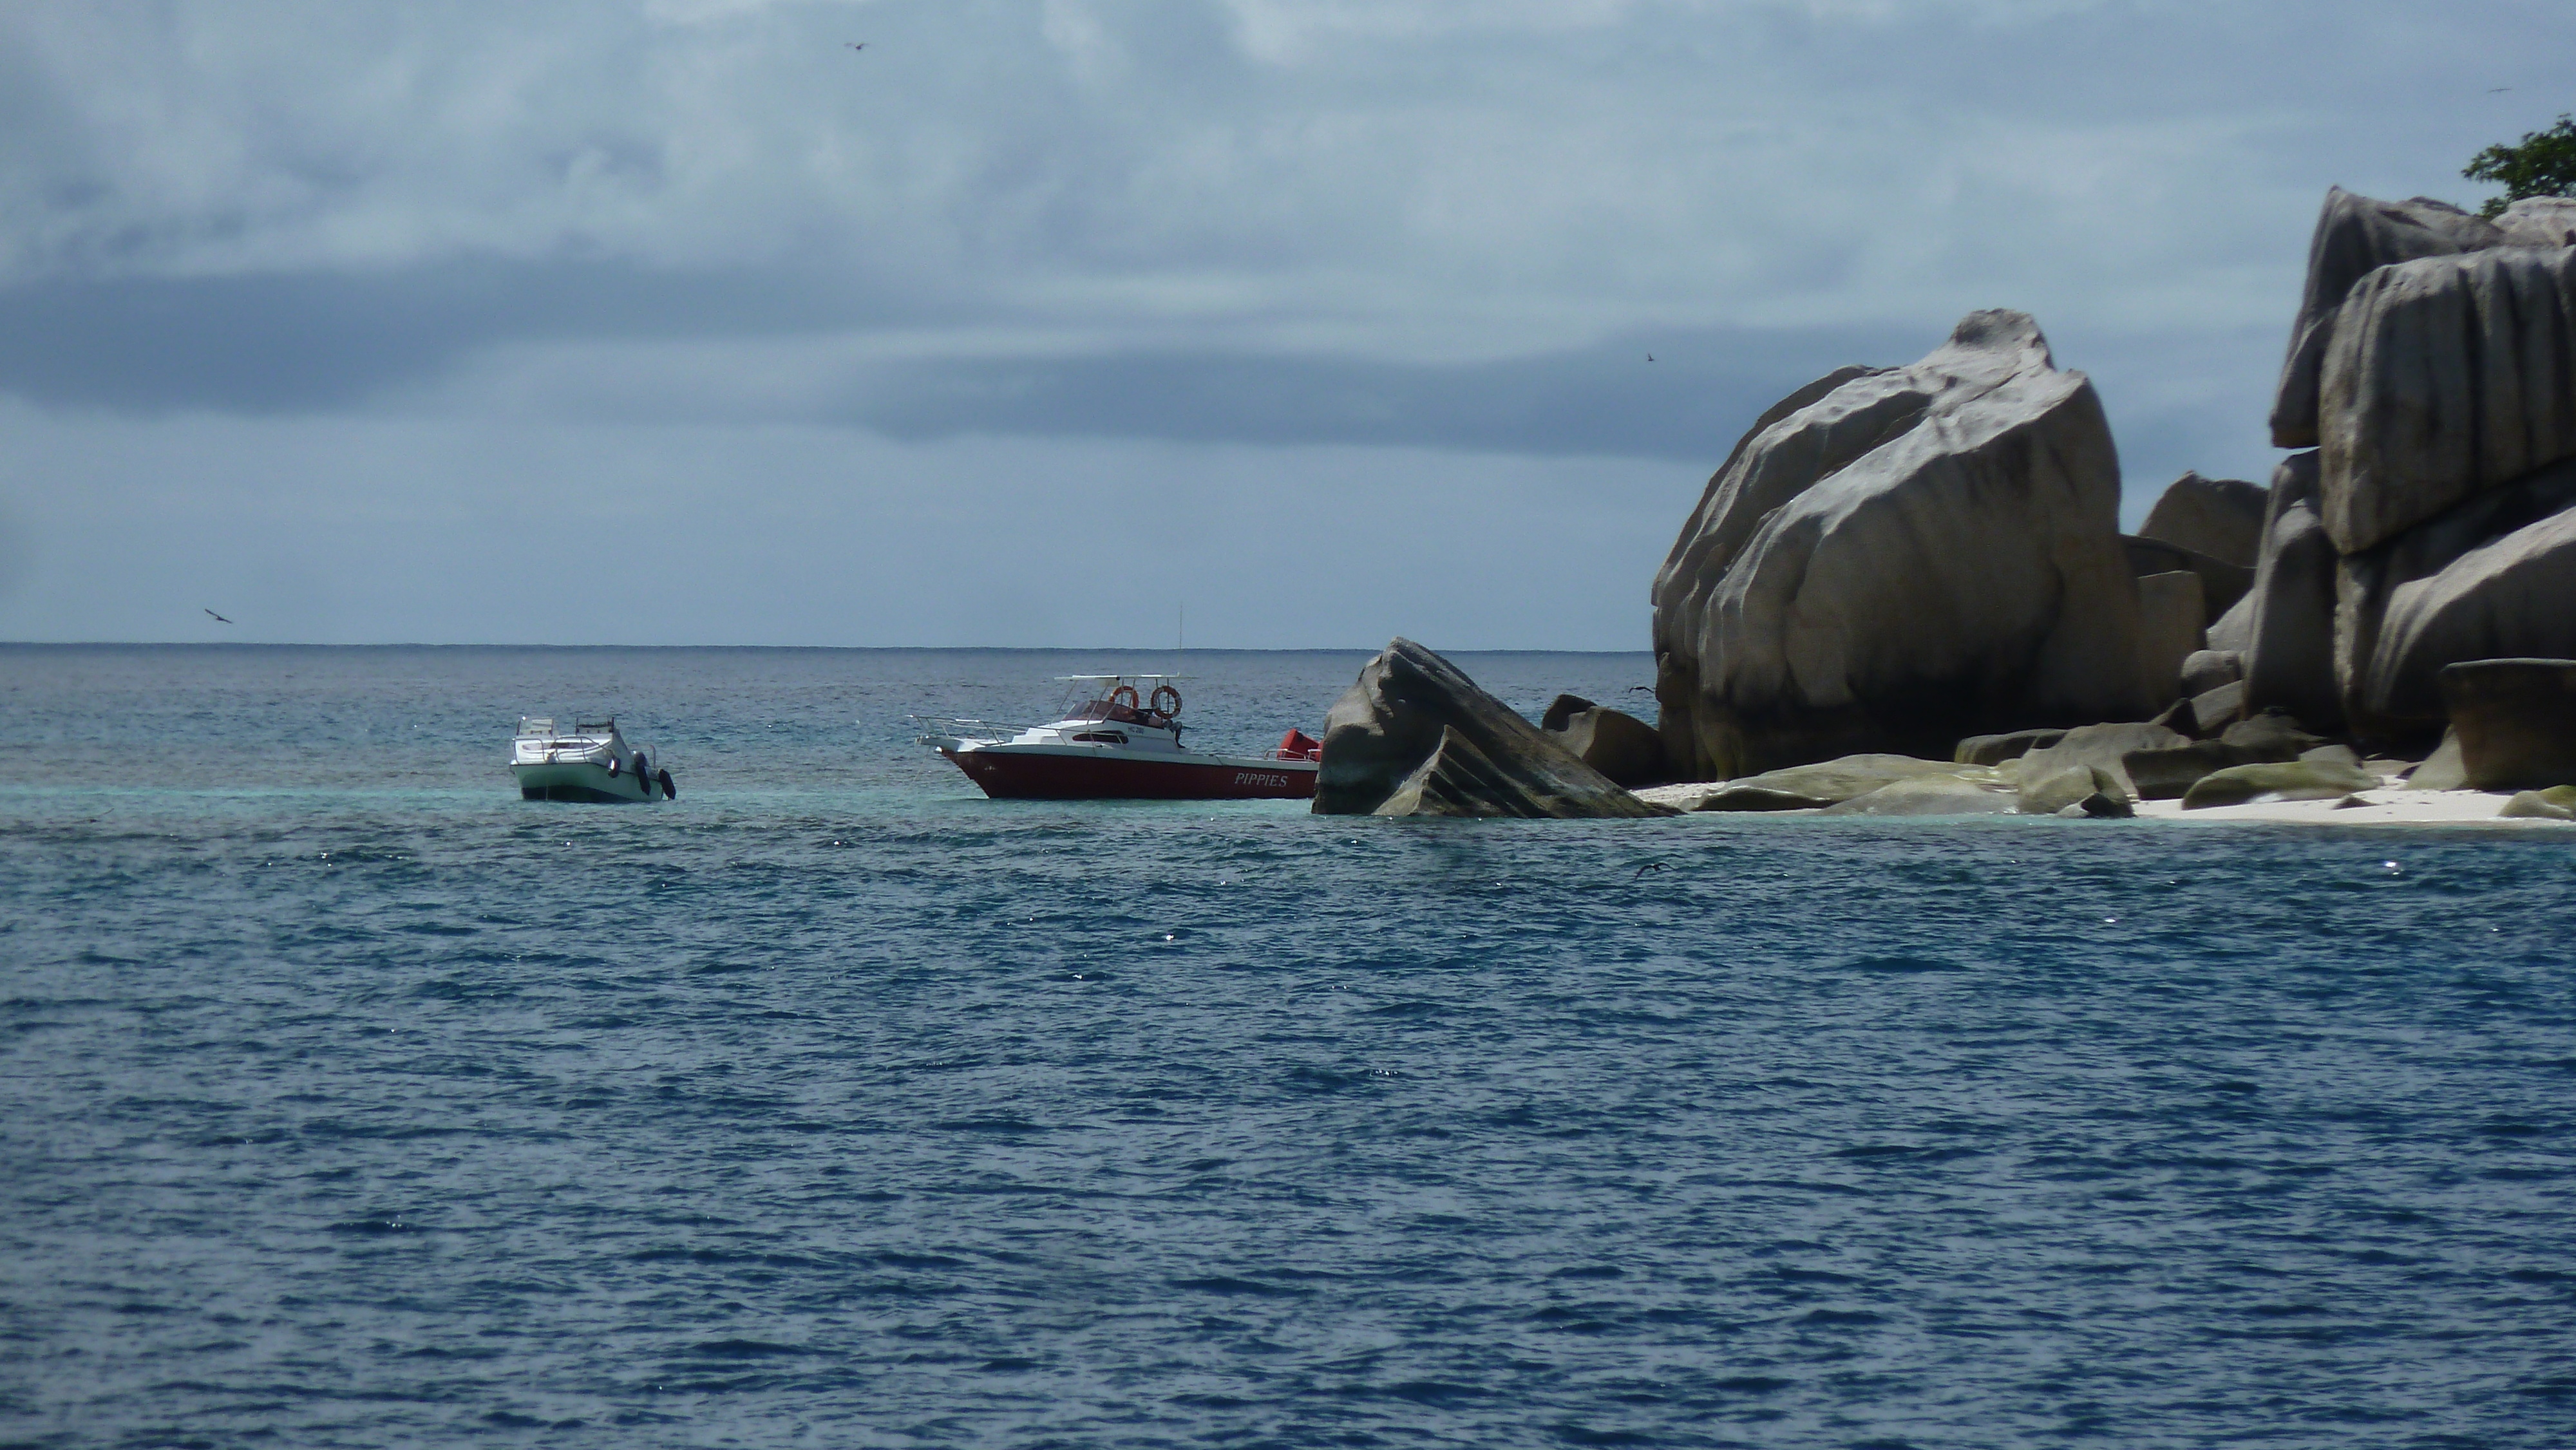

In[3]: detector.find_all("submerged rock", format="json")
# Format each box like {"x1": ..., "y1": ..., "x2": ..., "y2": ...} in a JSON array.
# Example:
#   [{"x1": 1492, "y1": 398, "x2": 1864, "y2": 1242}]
[
  {"x1": 1652, "y1": 310, "x2": 2155, "y2": 779},
  {"x1": 2437, "y1": 657, "x2": 2576, "y2": 791},
  {"x1": 1314, "y1": 639, "x2": 1673, "y2": 818}
]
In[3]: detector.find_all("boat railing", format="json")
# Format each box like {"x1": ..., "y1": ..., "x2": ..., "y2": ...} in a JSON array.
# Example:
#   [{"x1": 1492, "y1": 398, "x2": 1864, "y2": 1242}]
[{"x1": 909, "y1": 715, "x2": 1032, "y2": 746}]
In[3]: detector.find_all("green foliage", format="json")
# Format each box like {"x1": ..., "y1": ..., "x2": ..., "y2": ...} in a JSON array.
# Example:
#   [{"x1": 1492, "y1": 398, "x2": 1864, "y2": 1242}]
[{"x1": 2465, "y1": 115, "x2": 2576, "y2": 219}]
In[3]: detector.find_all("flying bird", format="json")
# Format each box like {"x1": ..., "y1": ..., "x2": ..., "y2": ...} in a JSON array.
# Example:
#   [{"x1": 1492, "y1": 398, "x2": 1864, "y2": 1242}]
[
  {"x1": 1646, "y1": 353, "x2": 1655, "y2": 362},
  {"x1": 2490, "y1": 86, "x2": 2512, "y2": 93},
  {"x1": 846, "y1": 41, "x2": 866, "y2": 50},
  {"x1": 204, "y1": 608, "x2": 232, "y2": 624}
]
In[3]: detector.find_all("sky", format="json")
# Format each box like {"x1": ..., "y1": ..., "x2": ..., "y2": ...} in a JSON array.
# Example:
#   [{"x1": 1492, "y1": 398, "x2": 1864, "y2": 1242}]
[{"x1": 0, "y1": 0, "x2": 2566, "y2": 648}]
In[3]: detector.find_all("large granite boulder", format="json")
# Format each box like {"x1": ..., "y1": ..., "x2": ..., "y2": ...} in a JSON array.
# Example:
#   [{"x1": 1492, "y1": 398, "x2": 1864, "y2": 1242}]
[
  {"x1": 2315, "y1": 245, "x2": 2576, "y2": 555},
  {"x1": 1652, "y1": 310, "x2": 2155, "y2": 780},
  {"x1": 2270, "y1": 189, "x2": 2508, "y2": 449},
  {"x1": 2437, "y1": 658, "x2": 2576, "y2": 790},
  {"x1": 1314, "y1": 640, "x2": 1672, "y2": 817},
  {"x1": 2335, "y1": 455, "x2": 2576, "y2": 740},
  {"x1": 2139, "y1": 471, "x2": 2269, "y2": 568},
  {"x1": 2240, "y1": 451, "x2": 2344, "y2": 730}
]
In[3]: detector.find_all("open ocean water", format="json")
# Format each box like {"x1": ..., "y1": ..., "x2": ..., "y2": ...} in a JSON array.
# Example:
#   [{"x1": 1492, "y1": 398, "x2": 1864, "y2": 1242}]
[{"x1": 2, "y1": 644, "x2": 2571, "y2": 1449}]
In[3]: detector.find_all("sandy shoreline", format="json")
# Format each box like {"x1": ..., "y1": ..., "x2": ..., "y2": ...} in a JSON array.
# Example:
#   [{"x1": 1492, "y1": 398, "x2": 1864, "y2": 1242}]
[{"x1": 1636, "y1": 781, "x2": 2576, "y2": 827}]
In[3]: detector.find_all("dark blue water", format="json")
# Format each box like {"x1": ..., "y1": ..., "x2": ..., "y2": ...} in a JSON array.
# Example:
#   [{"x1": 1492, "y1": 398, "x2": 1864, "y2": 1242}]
[{"x1": 4, "y1": 646, "x2": 2573, "y2": 1449}]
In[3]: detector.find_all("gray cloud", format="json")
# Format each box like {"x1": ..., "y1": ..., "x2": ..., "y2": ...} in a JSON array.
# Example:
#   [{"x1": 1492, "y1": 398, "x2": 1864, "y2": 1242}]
[{"x1": 0, "y1": 0, "x2": 2563, "y2": 643}]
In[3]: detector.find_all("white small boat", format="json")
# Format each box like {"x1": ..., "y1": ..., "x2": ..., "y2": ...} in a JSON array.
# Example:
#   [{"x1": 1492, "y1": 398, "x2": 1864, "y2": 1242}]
[{"x1": 510, "y1": 717, "x2": 674, "y2": 802}]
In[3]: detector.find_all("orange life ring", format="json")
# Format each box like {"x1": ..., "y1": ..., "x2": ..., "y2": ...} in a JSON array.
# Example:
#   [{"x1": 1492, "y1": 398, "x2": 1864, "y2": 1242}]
[
  {"x1": 1108, "y1": 684, "x2": 1141, "y2": 712},
  {"x1": 1149, "y1": 684, "x2": 1182, "y2": 716}
]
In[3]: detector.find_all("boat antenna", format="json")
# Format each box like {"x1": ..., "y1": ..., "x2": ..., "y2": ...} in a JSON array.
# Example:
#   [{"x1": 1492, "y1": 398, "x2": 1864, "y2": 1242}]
[{"x1": 1175, "y1": 601, "x2": 1184, "y2": 677}]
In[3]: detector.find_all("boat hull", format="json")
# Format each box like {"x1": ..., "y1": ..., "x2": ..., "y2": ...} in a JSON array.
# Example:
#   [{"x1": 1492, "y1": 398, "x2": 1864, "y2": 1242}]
[
  {"x1": 942, "y1": 746, "x2": 1316, "y2": 800},
  {"x1": 513, "y1": 760, "x2": 656, "y2": 803}
]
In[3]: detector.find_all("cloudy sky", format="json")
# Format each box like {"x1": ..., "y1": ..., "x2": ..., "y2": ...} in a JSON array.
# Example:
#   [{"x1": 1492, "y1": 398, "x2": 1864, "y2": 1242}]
[{"x1": 0, "y1": 0, "x2": 2562, "y2": 647}]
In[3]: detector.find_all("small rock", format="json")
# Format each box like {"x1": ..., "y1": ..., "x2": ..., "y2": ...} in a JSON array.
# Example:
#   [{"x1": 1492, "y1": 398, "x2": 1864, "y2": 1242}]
[
  {"x1": 2498, "y1": 784, "x2": 2576, "y2": 820},
  {"x1": 2008, "y1": 722, "x2": 2191, "y2": 800},
  {"x1": 2408, "y1": 728, "x2": 2468, "y2": 790},
  {"x1": 2018, "y1": 763, "x2": 2125, "y2": 815},
  {"x1": 2188, "y1": 681, "x2": 2247, "y2": 737},
  {"x1": 2181, "y1": 649, "x2": 2246, "y2": 698},
  {"x1": 1955, "y1": 728, "x2": 2067, "y2": 767},
  {"x1": 2123, "y1": 742, "x2": 2241, "y2": 800},
  {"x1": 2076, "y1": 791, "x2": 2135, "y2": 818},
  {"x1": 1539, "y1": 694, "x2": 1597, "y2": 732},
  {"x1": 2219, "y1": 711, "x2": 2327, "y2": 760},
  {"x1": 2181, "y1": 759, "x2": 2377, "y2": 809}
]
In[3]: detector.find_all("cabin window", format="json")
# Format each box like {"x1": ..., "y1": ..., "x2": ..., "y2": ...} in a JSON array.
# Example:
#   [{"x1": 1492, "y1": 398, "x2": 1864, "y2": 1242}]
[{"x1": 1072, "y1": 731, "x2": 1128, "y2": 745}]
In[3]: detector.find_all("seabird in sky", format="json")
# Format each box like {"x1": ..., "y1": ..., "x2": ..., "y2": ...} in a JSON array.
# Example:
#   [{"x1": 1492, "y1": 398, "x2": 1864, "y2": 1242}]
[
  {"x1": 846, "y1": 41, "x2": 866, "y2": 50},
  {"x1": 205, "y1": 608, "x2": 232, "y2": 624}
]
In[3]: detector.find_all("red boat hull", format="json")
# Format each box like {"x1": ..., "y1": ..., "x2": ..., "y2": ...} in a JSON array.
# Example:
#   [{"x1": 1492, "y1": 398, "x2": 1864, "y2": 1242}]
[{"x1": 942, "y1": 748, "x2": 1316, "y2": 800}]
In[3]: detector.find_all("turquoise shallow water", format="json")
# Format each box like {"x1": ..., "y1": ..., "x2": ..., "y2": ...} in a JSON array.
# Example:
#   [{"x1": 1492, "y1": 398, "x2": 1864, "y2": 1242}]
[{"x1": 3, "y1": 645, "x2": 2573, "y2": 1449}]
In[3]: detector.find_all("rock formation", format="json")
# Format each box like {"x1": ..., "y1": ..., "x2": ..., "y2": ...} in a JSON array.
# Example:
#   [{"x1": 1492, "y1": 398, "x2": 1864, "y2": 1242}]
[
  {"x1": 2338, "y1": 456, "x2": 2576, "y2": 735},
  {"x1": 2239, "y1": 451, "x2": 2344, "y2": 730},
  {"x1": 1539, "y1": 696, "x2": 1668, "y2": 787},
  {"x1": 2269, "y1": 189, "x2": 2510, "y2": 451},
  {"x1": 1314, "y1": 639, "x2": 1673, "y2": 818},
  {"x1": 1651, "y1": 310, "x2": 2157, "y2": 780},
  {"x1": 2232, "y1": 188, "x2": 2576, "y2": 748},
  {"x1": 2316, "y1": 246, "x2": 2576, "y2": 554},
  {"x1": 2436, "y1": 658, "x2": 2576, "y2": 790},
  {"x1": 2138, "y1": 471, "x2": 2269, "y2": 568}
]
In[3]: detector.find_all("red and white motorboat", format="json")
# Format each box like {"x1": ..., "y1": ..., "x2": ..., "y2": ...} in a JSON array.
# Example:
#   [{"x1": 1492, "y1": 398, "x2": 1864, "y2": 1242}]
[{"x1": 916, "y1": 676, "x2": 1321, "y2": 800}]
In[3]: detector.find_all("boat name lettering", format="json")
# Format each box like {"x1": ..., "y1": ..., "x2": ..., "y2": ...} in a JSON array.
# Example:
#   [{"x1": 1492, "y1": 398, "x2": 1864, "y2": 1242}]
[{"x1": 1234, "y1": 772, "x2": 1289, "y2": 787}]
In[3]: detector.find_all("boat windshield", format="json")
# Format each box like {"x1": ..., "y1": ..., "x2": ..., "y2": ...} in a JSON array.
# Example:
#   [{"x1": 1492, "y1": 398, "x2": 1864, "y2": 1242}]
[{"x1": 1052, "y1": 675, "x2": 1183, "y2": 726}]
